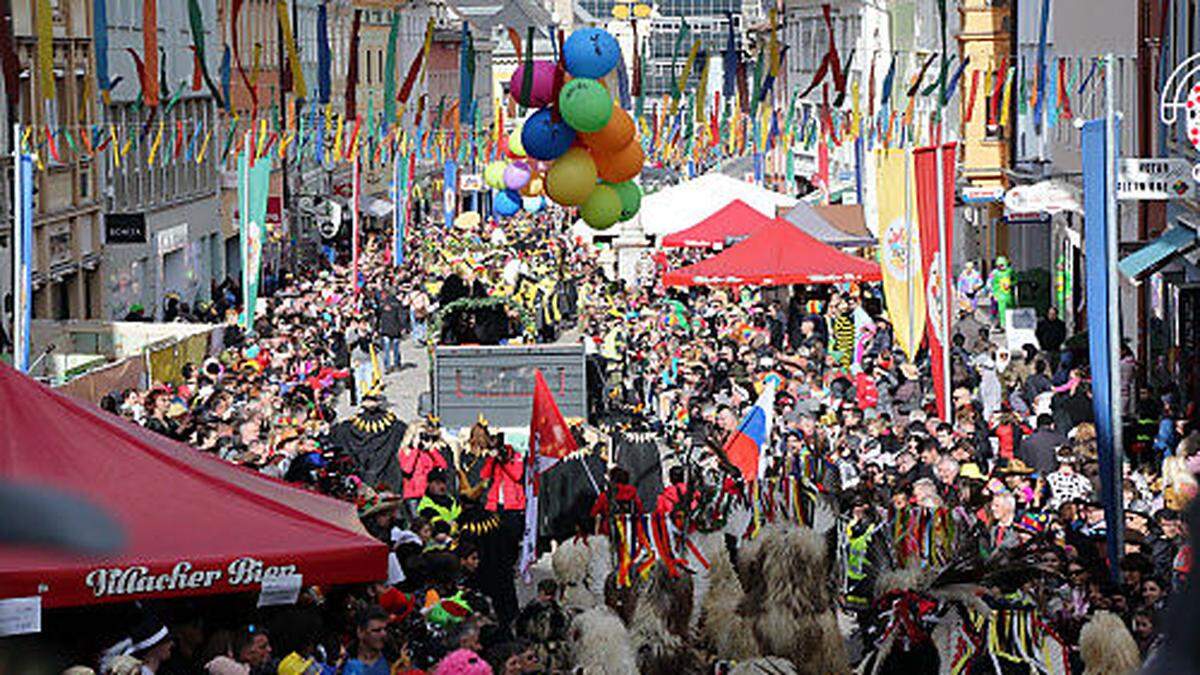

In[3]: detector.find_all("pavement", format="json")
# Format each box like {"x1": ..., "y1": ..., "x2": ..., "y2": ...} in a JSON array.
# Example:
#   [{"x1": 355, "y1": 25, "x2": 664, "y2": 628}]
[{"x1": 333, "y1": 338, "x2": 432, "y2": 422}]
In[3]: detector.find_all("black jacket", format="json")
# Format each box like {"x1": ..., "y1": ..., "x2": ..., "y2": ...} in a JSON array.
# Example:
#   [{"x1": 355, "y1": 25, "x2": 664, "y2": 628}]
[{"x1": 1018, "y1": 427, "x2": 1069, "y2": 475}]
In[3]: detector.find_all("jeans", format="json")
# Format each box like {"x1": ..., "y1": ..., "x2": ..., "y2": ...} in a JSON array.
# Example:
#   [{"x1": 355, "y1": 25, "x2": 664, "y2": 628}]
[
  {"x1": 410, "y1": 309, "x2": 427, "y2": 344},
  {"x1": 381, "y1": 335, "x2": 402, "y2": 371}
]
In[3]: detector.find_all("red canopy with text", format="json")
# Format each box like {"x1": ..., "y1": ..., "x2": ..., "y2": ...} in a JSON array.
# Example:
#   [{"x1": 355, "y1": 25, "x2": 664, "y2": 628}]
[
  {"x1": 663, "y1": 218, "x2": 883, "y2": 287},
  {"x1": 660, "y1": 199, "x2": 774, "y2": 248},
  {"x1": 0, "y1": 364, "x2": 387, "y2": 608}
]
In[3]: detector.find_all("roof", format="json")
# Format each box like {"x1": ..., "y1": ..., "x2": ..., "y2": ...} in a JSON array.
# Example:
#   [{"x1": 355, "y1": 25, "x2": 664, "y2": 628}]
[
  {"x1": 663, "y1": 218, "x2": 882, "y2": 287},
  {"x1": 639, "y1": 173, "x2": 798, "y2": 237},
  {"x1": 1118, "y1": 225, "x2": 1198, "y2": 281},
  {"x1": 780, "y1": 201, "x2": 874, "y2": 248},
  {"x1": 661, "y1": 199, "x2": 774, "y2": 248},
  {"x1": 449, "y1": 0, "x2": 554, "y2": 37},
  {"x1": 0, "y1": 364, "x2": 386, "y2": 608}
]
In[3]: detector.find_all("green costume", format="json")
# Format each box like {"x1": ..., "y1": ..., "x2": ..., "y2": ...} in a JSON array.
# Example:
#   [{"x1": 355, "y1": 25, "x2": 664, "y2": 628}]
[{"x1": 989, "y1": 257, "x2": 1015, "y2": 327}]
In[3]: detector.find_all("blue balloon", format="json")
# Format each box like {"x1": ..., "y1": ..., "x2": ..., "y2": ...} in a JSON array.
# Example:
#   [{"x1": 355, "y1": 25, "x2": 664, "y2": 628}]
[
  {"x1": 521, "y1": 108, "x2": 576, "y2": 160},
  {"x1": 522, "y1": 195, "x2": 546, "y2": 213},
  {"x1": 563, "y1": 28, "x2": 620, "y2": 79},
  {"x1": 494, "y1": 189, "x2": 522, "y2": 217}
]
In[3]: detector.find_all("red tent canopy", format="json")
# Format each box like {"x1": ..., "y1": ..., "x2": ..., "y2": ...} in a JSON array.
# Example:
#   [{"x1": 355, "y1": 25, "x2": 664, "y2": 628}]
[
  {"x1": 663, "y1": 218, "x2": 883, "y2": 287},
  {"x1": 660, "y1": 199, "x2": 774, "y2": 248},
  {"x1": 0, "y1": 364, "x2": 387, "y2": 608}
]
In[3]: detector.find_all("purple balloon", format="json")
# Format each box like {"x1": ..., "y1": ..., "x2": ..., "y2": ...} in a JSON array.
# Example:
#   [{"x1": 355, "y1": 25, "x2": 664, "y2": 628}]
[
  {"x1": 509, "y1": 61, "x2": 559, "y2": 107},
  {"x1": 503, "y1": 161, "x2": 532, "y2": 190}
]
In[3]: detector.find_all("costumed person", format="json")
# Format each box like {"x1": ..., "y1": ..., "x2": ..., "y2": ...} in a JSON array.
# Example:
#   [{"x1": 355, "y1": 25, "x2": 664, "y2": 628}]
[
  {"x1": 987, "y1": 256, "x2": 1015, "y2": 327},
  {"x1": 514, "y1": 579, "x2": 571, "y2": 672},
  {"x1": 326, "y1": 393, "x2": 407, "y2": 491},
  {"x1": 956, "y1": 260, "x2": 984, "y2": 313},
  {"x1": 590, "y1": 466, "x2": 644, "y2": 535},
  {"x1": 568, "y1": 607, "x2": 638, "y2": 675}
]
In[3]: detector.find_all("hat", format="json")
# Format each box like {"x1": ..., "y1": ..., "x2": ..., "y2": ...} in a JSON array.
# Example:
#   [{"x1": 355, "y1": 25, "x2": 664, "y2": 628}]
[
  {"x1": 427, "y1": 468, "x2": 449, "y2": 484},
  {"x1": 166, "y1": 402, "x2": 188, "y2": 418},
  {"x1": 1000, "y1": 459, "x2": 1035, "y2": 476},
  {"x1": 899, "y1": 362, "x2": 919, "y2": 380},
  {"x1": 959, "y1": 463, "x2": 987, "y2": 481},
  {"x1": 433, "y1": 649, "x2": 493, "y2": 675},
  {"x1": 277, "y1": 653, "x2": 315, "y2": 675},
  {"x1": 128, "y1": 613, "x2": 169, "y2": 655},
  {"x1": 378, "y1": 587, "x2": 417, "y2": 623}
]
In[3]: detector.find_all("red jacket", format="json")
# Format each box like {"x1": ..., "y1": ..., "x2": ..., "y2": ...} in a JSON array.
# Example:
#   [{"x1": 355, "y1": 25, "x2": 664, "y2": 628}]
[
  {"x1": 481, "y1": 454, "x2": 525, "y2": 511},
  {"x1": 398, "y1": 447, "x2": 448, "y2": 500},
  {"x1": 590, "y1": 484, "x2": 644, "y2": 520},
  {"x1": 655, "y1": 483, "x2": 693, "y2": 515},
  {"x1": 855, "y1": 372, "x2": 879, "y2": 410}
]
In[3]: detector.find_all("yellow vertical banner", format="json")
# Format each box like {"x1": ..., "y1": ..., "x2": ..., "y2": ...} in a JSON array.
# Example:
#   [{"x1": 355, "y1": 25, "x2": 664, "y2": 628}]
[{"x1": 874, "y1": 148, "x2": 926, "y2": 360}]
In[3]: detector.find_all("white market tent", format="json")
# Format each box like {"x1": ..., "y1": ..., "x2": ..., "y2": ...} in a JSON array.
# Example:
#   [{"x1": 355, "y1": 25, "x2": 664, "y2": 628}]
[
  {"x1": 573, "y1": 174, "x2": 798, "y2": 242},
  {"x1": 637, "y1": 173, "x2": 798, "y2": 238}
]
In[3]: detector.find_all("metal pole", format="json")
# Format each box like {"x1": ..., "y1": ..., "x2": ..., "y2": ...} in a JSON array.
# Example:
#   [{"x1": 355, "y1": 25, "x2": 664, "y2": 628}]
[
  {"x1": 1104, "y1": 52, "x2": 1124, "y2": 563},
  {"x1": 11, "y1": 122, "x2": 25, "y2": 372}
]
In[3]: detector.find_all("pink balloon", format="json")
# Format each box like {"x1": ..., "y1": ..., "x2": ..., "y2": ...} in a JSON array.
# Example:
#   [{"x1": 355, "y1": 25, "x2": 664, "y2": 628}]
[
  {"x1": 509, "y1": 61, "x2": 560, "y2": 108},
  {"x1": 504, "y1": 161, "x2": 532, "y2": 190}
]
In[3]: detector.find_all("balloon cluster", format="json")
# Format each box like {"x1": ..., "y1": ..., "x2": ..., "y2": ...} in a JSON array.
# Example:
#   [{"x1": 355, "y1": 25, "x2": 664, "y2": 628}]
[{"x1": 486, "y1": 27, "x2": 643, "y2": 230}]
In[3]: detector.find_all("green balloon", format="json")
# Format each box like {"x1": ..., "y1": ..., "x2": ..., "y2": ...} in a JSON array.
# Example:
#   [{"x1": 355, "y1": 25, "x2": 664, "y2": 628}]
[
  {"x1": 609, "y1": 180, "x2": 642, "y2": 221},
  {"x1": 580, "y1": 184, "x2": 623, "y2": 230},
  {"x1": 558, "y1": 78, "x2": 613, "y2": 133}
]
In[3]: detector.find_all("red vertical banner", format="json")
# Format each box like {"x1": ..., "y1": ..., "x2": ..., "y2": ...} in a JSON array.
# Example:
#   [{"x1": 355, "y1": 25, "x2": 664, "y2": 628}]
[
  {"x1": 143, "y1": 0, "x2": 159, "y2": 107},
  {"x1": 913, "y1": 142, "x2": 956, "y2": 419}
]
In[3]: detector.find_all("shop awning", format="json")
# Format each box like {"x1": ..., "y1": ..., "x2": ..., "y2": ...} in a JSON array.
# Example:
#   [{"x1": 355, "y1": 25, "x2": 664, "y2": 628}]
[
  {"x1": 663, "y1": 218, "x2": 882, "y2": 287},
  {"x1": 1118, "y1": 225, "x2": 1198, "y2": 280},
  {"x1": 780, "y1": 202, "x2": 874, "y2": 248},
  {"x1": 0, "y1": 364, "x2": 387, "y2": 608},
  {"x1": 360, "y1": 196, "x2": 395, "y2": 218}
]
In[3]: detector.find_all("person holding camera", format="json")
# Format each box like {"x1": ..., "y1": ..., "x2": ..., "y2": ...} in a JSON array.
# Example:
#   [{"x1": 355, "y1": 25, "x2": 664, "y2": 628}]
[{"x1": 400, "y1": 421, "x2": 452, "y2": 521}]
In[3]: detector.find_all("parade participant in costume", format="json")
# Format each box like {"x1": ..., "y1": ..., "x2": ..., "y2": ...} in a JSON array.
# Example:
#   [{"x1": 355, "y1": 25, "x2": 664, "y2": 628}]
[
  {"x1": 988, "y1": 256, "x2": 1015, "y2": 327},
  {"x1": 514, "y1": 579, "x2": 570, "y2": 672},
  {"x1": 590, "y1": 466, "x2": 644, "y2": 535},
  {"x1": 956, "y1": 261, "x2": 984, "y2": 313},
  {"x1": 327, "y1": 393, "x2": 407, "y2": 491}
]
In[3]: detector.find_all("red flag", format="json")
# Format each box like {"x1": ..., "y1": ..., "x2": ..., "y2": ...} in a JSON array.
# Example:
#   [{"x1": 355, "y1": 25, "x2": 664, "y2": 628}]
[
  {"x1": 530, "y1": 369, "x2": 577, "y2": 470},
  {"x1": 914, "y1": 142, "x2": 957, "y2": 420}
]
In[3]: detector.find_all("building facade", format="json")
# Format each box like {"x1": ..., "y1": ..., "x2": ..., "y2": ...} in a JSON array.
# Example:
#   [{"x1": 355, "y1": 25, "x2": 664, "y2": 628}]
[
  {"x1": 3, "y1": 0, "x2": 103, "y2": 321},
  {"x1": 100, "y1": 0, "x2": 222, "y2": 320}
]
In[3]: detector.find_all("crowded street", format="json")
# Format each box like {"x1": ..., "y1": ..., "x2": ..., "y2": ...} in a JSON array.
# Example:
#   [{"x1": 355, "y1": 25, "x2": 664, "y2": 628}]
[{"x1": 4, "y1": 3, "x2": 1200, "y2": 675}]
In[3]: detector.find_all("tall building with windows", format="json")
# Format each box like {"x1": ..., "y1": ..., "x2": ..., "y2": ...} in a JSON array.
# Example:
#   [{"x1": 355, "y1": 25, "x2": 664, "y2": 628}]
[
  {"x1": 100, "y1": 0, "x2": 222, "y2": 320},
  {"x1": 1, "y1": 0, "x2": 103, "y2": 320}
]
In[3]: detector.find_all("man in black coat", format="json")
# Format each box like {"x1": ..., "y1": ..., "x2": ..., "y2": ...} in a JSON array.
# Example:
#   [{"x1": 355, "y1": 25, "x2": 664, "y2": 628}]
[
  {"x1": 1036, "y1": 306, "x2": 1067, "y2": 354},
  {"x1": 377, "y1": 290, "x2": 406, "y2": 372},
  {"x1": 1018, "y1": 414, "x2": 1069, "y2": 476}
]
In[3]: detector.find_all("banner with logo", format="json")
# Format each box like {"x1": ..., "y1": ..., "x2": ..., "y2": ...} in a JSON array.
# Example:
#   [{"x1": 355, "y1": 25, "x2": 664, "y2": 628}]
[
  {"x1": 443, "y1": 160, "x2": 458, "y2": 228},
  {"x1": 914, "y1": 142, "x2": 956, "y2": 418},
  {"x1": 238, "y1": 148, "x2": 270, "y2": 332},
  {"x1": 874, "y1": 148, "x2": 926, "y2": 360}
]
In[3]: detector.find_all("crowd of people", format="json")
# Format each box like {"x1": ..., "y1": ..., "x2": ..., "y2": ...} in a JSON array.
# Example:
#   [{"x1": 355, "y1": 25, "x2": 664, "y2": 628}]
[{"x1": 49, "y1": 202, "x2": 1200, "y2": 675}]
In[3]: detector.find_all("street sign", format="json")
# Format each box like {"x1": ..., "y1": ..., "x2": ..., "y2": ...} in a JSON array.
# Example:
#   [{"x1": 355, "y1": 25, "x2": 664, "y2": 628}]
[{"x1": 1117, "y1": 158, "x2": 1196, "y2": 201}]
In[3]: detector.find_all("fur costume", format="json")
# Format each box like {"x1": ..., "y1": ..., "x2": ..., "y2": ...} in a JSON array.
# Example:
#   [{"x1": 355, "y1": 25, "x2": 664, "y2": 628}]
[
  {"x1": 729, "y1": 657, "x2": 800, "y2": 675},
  {"x1": 570, "y1": 607, "x2": 639, "y2": 675},
  {"x1": 1079, "y1": 611, "x2": 1141, "y2": 675},
  {"x1": 629, "y1": 565, "x2": 704, "y2": 675},
  {"x1": 737, "y1": 523, "x2": 847, "y2": 674},
  {"x1": 697, "y1": 531, "x2": 759, "y2": 661},
  {"x1": 552, "y1": 536, "x2": 611, "y2": 610}
]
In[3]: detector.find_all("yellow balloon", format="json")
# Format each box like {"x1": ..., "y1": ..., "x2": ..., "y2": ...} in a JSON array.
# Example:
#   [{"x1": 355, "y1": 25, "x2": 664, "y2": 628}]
[
  {"x1": 509, "y1": 122, "x2": 527, "y2": 157},
  {"x1": 484, "y1": 161, "x2": 507, "y2": 189},
  {"x1": 546, "y1": 147, "x2": 597, "y2": 206}
]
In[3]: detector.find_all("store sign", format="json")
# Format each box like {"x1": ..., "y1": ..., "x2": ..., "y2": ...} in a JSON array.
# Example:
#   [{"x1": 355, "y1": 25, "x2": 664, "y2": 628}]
[
  {"x1": 157, "y1": 223, "x2": 189, "y2": 254},
  {"x1": 105, "y1": 213, "x2": 148, "y2": 244},
  {"x1": 1117, "y1": 158, "x2": 1196, "y2": 201},
  {"x1": 961, "y1": 186, "x2": 1006, "y2": 204},
  {"x1": 1004, "y1": 181, "x2": 1081, "y2": 216},
  {"x1": 84, "y1": 558, "x2": 299, "y2": 599},
  {"x1": 461, "y1": 173, "x2": 483, "y2": 191}
]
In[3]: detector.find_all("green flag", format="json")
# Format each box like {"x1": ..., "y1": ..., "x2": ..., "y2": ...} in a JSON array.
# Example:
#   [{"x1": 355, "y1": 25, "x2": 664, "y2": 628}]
[
  {"x1": 383, "y1": 11, "x2": 399, "y2": 128},
  {"x1": 238, "y1": 147, "x2": 271, "y2": 332}
]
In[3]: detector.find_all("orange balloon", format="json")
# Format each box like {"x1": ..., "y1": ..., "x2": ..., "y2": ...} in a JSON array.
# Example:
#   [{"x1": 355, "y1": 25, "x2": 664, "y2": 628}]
[
  {"x1": 580, "y1": 107, "x2": 635, "y2": 152},
  {"x1": 595, "y1": 140, "x2": 644, "y2": 183}
]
